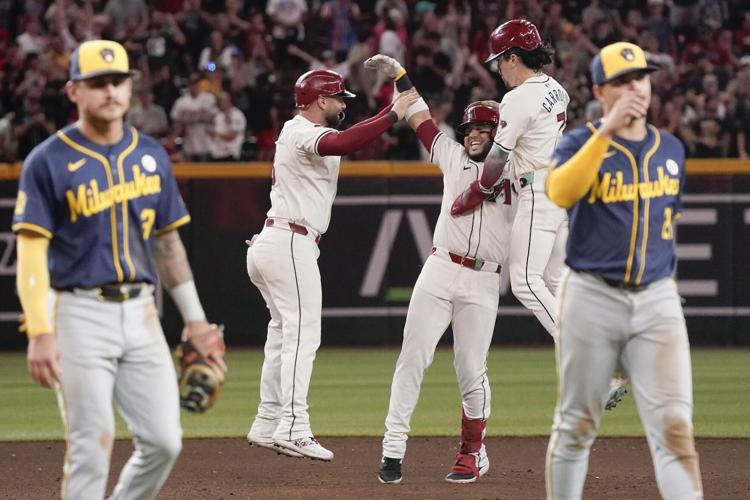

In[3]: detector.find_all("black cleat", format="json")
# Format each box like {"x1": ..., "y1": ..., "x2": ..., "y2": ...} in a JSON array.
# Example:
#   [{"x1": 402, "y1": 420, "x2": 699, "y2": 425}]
[{"x1": 378, "y1": 457, "x2": 403, "y2": 484}]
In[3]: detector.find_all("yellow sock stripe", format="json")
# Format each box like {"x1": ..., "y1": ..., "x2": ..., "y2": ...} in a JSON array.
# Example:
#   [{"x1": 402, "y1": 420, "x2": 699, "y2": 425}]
[
  {"x1": 57, "y1": 130, "x2": 124, "y2": 282},
  {"x1": 118, "y1": 128, "x2": 139, "y2": 280},
  {"x1": 635, "y1": 126, "x2": 661, "y2": 285},
  {"x1": 605, "y1": 139, "x2": 639, "y2": 283}
]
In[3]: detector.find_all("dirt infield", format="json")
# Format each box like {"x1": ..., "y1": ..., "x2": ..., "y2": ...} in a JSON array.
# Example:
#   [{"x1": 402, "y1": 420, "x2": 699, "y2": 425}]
[{"x1": 2, "y1": 437, "x2": 748, "y2": 499}]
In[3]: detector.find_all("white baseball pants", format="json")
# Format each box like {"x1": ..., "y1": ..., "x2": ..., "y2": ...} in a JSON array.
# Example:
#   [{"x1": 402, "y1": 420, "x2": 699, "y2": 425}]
[
  {"x1": 54, "y1": 288, "x2": 182, "y2": 500},
  {"x1": 546, "y1": 271, "x2": 702, "y2": 500},
  {"x1": 382, "y1": 254, "x2": 500, "y2": 459},
  {"x1": 247, "y1": 225, "x2": 322, "y2": 441},
  {"x1": 509, "y1": 168, "x2": 568, "y2": 337}
]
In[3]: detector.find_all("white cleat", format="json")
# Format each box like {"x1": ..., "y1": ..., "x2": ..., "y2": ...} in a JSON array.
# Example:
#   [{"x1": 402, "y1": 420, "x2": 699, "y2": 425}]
[
  {"x1": 247, "y1": 431, "x2": 303, "y2": 458},
  {"x1": 273, "y1": 436, "x2": 334, "y2": 461}
]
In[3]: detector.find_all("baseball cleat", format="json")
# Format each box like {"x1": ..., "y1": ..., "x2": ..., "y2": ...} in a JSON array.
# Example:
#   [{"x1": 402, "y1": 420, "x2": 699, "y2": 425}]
[
  {"x1": 605, "y1": 376, "x2": 629, "y2": 410},
  {"x1": 378, "y1": 457, "x2": 403, "y2": 484},
  {"x1": 247, "y1": 431, "x2": 303, "y2": 458},
  {"x1": 273, "y1": 436, "x2": 334, "y2": 461},
  {"x1": 445, "y1": 444, "x2": 489, "y2": 483}
]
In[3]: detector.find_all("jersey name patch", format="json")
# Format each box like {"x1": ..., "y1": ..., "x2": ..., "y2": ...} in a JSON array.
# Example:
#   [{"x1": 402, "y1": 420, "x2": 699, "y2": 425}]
[
  {"x1": 587, "y1": 167, "x2": 679, "y2": 204},
  {"x1": 66, "y1": 165, "x2": 161, "y2": 222},
  {"x1": 542, "y1": 89, "x2": 566, "y2": 112}
]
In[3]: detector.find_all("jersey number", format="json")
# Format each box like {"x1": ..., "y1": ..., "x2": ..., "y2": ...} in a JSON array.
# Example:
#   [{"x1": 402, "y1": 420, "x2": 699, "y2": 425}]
[
  {"x1": 557, "y1": 112, "x2": 567, "y2": 132},
  {"x1": 489, "y1": 179, "x2": 512, "y2": 205},
  {"x1": 141, "y1": 209, "x2": 156, "y2": 240},
  {"x1": 661, "y1": 207, "x2": 674, "y2": 240}
]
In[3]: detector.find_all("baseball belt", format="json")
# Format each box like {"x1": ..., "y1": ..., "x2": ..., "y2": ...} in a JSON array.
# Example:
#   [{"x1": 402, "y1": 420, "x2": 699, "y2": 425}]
[
  {"x1": 265, "y1": 218, "x2": 321, "y2": 244},
  {"x1": 511, "y1": 172, "x2": 535, "y2": 194},
  {"x1": 432, "y1": 246, "x2": 502, "y2": 274},
  {"x1": 61, "y1": 283, "x2": 149, "y2": 302}
]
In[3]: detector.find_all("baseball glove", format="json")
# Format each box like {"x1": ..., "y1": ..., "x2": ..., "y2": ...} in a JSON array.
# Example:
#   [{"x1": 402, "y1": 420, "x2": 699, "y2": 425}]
[{"x1": 175, "y1": 334, "x2": 225, "y2": 413}]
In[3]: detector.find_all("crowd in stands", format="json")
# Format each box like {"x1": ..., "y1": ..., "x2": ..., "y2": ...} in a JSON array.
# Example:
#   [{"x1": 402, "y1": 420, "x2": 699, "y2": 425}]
[{"x1": 1, "y1": 0, "x2": 749, "y2": 163}]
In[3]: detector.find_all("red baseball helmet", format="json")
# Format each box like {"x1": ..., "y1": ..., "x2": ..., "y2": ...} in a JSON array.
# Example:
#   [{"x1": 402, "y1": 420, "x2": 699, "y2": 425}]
[
  {"x1": 294, "y1": 69, "x2": 356, "y2": 108},
  {"x1": 456, "y1": 102, "x2": 499, "y2": 135},
  {"x1": 486, "y1": 19, "x2": 542, "y2": 63}
]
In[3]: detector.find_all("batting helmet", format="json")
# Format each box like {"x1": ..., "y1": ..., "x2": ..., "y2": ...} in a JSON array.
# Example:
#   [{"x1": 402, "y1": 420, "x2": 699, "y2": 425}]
[
  {"x1": 456, "y1": 102, "x2": 500, "y2": 135},
  {"x1": 294, "y1": 69, "x2": 356, "y2": 108},
  {"x1": 486, "y1": 19, "x2": 542, "y2": 63}
]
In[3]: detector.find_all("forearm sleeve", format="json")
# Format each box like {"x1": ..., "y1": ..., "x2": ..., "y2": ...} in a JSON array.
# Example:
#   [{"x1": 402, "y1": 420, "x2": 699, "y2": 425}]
[
  {"x1": 546, "y1": 132, "x2": 610, "y2": 209},
  {"x1": 317, "y1": 111, "x2": 397, "y2": 156},
  {"x1": 16, "y1": 234, "x2": 51, "y2": 337},
  {"x1": 415, "y1": 119, "x2": 441, "y2": 152}
]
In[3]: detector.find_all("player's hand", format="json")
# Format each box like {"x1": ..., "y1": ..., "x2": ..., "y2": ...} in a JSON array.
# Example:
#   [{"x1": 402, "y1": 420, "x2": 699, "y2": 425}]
[
  {"x1": 183, "y1": 321, "x2": 227, "y2": 374},
  {"x1": 364, "y1": 54, "x2": 405, "y2": 79},
  {"x1": 391, "y1": 89, "x2": 420, "y2": 120},
  {"x1": 599, "y1": 90, "x2": 649, "y2": 137},
  {"x1": 451, "y1": 180, "x2": 493, "y2": 216},
  {"x1": 27, "y1": 333, "x2": 61, "y2": 389}
]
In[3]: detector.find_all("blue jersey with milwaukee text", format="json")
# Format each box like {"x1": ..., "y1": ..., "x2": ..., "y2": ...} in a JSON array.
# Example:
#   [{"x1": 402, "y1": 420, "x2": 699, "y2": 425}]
[
  {"x1": 551, "y1": 121, "x2": 685, "y2": 286},
  {"x1": 12, "y1": 124, "x2": 190, "y2": 289}
]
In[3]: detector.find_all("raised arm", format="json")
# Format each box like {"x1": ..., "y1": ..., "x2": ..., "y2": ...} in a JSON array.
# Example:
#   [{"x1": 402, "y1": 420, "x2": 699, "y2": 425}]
[{"x1": 316, "y1": 89, "x2": 420, "y2": 156}]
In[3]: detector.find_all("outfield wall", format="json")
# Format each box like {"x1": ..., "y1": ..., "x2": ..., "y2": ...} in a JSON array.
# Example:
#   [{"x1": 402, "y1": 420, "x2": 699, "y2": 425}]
[{"x1": 1, "y1": 160, "x2": 749, "y2": 348}]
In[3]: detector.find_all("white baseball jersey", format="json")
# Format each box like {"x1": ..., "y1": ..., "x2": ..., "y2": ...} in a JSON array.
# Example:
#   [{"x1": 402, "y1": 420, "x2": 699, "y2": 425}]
[
  {"x1": 495, "y1": 74, "x2": 569, "y2": 179},
  {"x1": 429, "y1": 133, "x2": 512, "y2": 264},
  {"x1": 267, "y1": 115, "x2": 339, "y2": 235}
]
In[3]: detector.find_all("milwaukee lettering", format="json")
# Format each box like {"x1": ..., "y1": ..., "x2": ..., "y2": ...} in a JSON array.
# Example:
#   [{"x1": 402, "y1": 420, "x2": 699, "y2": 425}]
[
  {"x1": 587, "y1": 166, "x2": 679, "y2": 204},
  {"x1": 65, "y1": 165, "x2": 161, "y2": 221}
]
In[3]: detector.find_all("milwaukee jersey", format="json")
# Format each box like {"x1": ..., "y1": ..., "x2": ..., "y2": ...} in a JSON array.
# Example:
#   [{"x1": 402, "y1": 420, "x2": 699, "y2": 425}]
[
  {"x1": 551, "y1": 121, "x2": 685, "y2": 286},
  {"x1": 12, "y1": 124, "x2": 189, "y2": 289},
  {"x1": 494, "y1": 74, "x2": 569, "y2": 179},
  {"x1": 429, "y1": 133, "x2": 513, "y2": 264},
  {"x1": 267, "y1": 115, "x2": 339, "y2": 235}
]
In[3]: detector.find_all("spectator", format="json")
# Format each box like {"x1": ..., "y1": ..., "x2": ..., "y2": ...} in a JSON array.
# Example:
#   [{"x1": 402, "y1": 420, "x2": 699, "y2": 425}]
[
  {"x1": 102, "y1": 0, "x2": 149, "y2": 41},
  {"x1": 13, "y1": 91, "x2": 55, "y2": 159},
  {"x1": 16, "y1": 17, "x2": 47, "y2": 57},
  {"x1": 245, "y1": 72, "x2": 279, "y2": 162},
  {"x1": 170, "y1": 73, "x2": 217, "y2": 161},
  {"x1": 128, "y1": 88, "x2": 169, "y2": 138},
  {"x1": 209, "y1": 92, "x2": 246, "y2": 161},
  {"x1": 378, "y1": 8, "x2": 407, "y2": 66},
  {"x1": 198, "y1": 30, "x2": 238, "y2": 73},
  {"x1": 142, "y1": 11, "x2": 187, "y2": 72},
  {"x1": 320, "y1": 0, "x2": 360, "y2": 60},
  {"x1": 643, "y1": 0, "x2": 674, "y2": 54},
  {"x1": 266, "y1": 0, "x2": 308, "y2": 62}
]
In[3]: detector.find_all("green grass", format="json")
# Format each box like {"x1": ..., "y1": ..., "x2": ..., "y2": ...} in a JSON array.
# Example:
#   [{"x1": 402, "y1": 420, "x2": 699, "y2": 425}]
[{"x1": 1, "y1": 348, "x2": 748, "y2": 441}]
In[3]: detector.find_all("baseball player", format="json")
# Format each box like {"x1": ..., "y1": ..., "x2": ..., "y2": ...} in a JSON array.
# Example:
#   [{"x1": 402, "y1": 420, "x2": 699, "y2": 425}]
[
  {"x1": 365, "y1": 54, "x2": 513, "y2": 484},
  {"x1": 544, "y1": 42, "x2": 702, "y2": 499},
  {"x1": 450, "y1": 19, "x2": 628, "y2": 408},
  {"x1": 245, "y1": 69, "x2": 419, "y2": 461},
  {"x1": 13, "y1": 40, "x2": 226, "y2": 500}
]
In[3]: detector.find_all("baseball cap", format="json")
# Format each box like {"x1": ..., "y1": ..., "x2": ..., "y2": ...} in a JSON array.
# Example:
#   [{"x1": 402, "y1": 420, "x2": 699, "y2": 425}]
[
  {"x1": 590, "y1": 42, "x2": 658, "y2": 86},
  {"x1": 69, "y1": 40, "x2": 133, "y2": 81}
]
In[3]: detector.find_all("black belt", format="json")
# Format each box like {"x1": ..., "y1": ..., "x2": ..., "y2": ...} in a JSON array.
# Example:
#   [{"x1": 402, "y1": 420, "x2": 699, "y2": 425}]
[
  {"x1": 581, "y1": 271, "x2": 650, "y2": 292},
  {"x1": 63, "y1": 283, "x2": 145, "y2": 302}
]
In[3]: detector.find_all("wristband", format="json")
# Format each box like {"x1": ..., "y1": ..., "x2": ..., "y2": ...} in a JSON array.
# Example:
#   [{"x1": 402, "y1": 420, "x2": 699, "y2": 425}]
[
  {"x1": 405, "y1": 97, "x2": 429, "y2": 120},
  {"x1": 395, "y1": 74, "x2": 414, "y2": 92},
  {"x1": 387, "y1": 110, "x2": 399, "y2": 123},
  {"x1": 169, "y1": 280, "x2": 206, "y2": 323}
]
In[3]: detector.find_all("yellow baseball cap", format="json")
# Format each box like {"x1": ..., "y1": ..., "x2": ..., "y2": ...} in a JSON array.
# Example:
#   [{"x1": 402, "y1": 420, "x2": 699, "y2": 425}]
[
  {"x1": 69, "y1": 40, "x2": 133, "y2": 81},
  {"x1": 590, "y1": 42, "x2": 658, "y2": 86}
]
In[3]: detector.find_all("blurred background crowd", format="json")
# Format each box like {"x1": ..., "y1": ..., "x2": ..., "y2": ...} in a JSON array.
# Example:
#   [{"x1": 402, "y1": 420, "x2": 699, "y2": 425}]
[{"x1": 0, "y1": 0, "x2": 749, "y2": 163}]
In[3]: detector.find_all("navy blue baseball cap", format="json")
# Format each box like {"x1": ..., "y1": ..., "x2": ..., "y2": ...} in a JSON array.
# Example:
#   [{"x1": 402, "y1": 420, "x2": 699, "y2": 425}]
[{"x1": 590, "y1": 42, "x2": 659, "y2": 86}]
